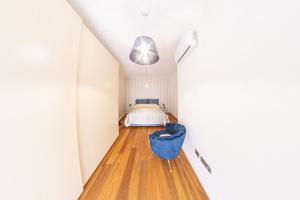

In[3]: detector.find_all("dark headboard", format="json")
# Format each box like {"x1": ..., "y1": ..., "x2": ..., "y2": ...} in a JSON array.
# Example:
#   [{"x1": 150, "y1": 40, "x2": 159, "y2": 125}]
[{"x1": 136, "y1": 99, "x2": 159, "y2": 105}]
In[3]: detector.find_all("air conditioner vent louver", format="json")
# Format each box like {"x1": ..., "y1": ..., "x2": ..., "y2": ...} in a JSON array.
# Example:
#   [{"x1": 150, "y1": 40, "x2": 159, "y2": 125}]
[{"x1": 174, "y1": 30, "x2": 198, "y2": 63}]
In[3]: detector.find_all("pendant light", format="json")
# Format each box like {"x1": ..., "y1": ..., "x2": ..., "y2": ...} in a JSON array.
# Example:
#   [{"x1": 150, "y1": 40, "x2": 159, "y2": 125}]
[
  {"x1": 129, "y1": 36, "x2": 159, "y2": 65},
  {"x1": 129, "y1": 5, "x2": 159, "y2": 65}
]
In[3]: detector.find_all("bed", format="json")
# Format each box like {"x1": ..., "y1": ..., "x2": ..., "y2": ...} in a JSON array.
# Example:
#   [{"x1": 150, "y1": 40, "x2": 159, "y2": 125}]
[{"x1": 124, "y1": 99, "x2": 169, "y2": 127}]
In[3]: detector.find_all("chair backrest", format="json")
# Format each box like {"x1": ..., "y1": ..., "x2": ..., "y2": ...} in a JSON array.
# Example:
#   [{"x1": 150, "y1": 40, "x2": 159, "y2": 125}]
[
  {"x1": 165, "y1": 123, "x2": 186, "y2": 137},
  {"x1": 149, "y1": 123, "x2": 186, "y2": 160},
  {"x1": 153, "y1": 123, "x2": 185, "y2": 142}
]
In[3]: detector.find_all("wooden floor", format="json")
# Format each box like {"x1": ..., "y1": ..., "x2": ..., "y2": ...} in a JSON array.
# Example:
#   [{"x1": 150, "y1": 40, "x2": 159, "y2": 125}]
[{"x1": 79, "y1": 114, "x2": 208, "y2": 200}]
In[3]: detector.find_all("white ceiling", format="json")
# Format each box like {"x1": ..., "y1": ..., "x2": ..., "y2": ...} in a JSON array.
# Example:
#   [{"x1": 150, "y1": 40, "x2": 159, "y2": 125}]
[{"x1": 68, "y1": 0, "x2": 201, "y2": 78}]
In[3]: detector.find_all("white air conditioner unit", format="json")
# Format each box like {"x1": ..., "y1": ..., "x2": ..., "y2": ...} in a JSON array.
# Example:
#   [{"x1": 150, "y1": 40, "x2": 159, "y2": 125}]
[{"x1": 174, "y1": 30, "x2": 198, "y2": 63}]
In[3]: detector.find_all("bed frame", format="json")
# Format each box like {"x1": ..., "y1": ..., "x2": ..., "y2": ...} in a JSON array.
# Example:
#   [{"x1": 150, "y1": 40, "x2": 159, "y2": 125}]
[{"x1": 126, "y1": 98, "x2": 164, "y2": 127}]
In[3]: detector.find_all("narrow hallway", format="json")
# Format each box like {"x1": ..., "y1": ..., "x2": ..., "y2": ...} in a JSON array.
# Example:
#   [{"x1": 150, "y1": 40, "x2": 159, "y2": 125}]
[{"x1": 79, "y1": 114, "x2": 208, "y2": 200}]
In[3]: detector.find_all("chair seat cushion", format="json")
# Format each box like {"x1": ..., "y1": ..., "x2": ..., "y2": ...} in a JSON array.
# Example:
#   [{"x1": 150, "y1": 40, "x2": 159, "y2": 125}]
[{"x1": 150, "y1": 130, "x2": 175, "y2": 140}]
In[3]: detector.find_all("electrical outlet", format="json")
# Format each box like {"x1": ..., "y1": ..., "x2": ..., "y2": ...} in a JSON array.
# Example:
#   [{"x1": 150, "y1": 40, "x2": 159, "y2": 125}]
[
  {"x1": 195, "y1": 149, "x2": 200, "y2": 158},
  {"x1": 200, "y1": 156, "x2": 212, "y2": 174}
]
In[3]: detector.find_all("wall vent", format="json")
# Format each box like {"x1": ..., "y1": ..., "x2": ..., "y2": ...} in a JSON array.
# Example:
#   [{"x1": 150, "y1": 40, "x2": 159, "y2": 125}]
[
  {"x1": 195, "y1": 149, "x2": 200, "y2": 158},
  {"x1": 200, "y1": 156, "x2": 212, "y2": 174}
]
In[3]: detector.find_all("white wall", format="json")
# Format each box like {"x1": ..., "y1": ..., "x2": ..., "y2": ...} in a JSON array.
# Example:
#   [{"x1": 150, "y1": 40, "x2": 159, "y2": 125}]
[
  {"x1": 0, "y1": 0, "x2": 83, "y2": 199},
  {"x1": 119, "y1": 69, "x2": 127, "y2": 118},
  {"x1": 178, "y1": 0, "x2": 300, "y2": 199},
  {"x1": 167, "y1": 72, "x2": 178, "y2": 117},
  {"x1": 127, "y1": 77, "x2": 168, "y2": 109},
  {"x1": 77, "y1": 25, "x2": 119, "y2": 185}
]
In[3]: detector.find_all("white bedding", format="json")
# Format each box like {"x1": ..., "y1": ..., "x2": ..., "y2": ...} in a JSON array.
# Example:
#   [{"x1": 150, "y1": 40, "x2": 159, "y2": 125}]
[{"x1": 125, "y1": 104, "x2": 169, "y2": 127}]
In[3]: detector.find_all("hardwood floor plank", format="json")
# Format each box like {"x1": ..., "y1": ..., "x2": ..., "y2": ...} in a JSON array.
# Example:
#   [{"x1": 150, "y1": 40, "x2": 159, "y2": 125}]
[
  {"x1": 79, "y1": 114, "x2": 209, "y2": 200},
  {"x1": 100, "y1": 150, "x2": 131, "y2": 199},
  {"x1": 119, "y1": 128, "x2": 135, "y2": 153},
  {"x1": 160, "y1": 159, "x2": 179, "y2": 200},
  {"x1": 137, "y1": 160, "x2": 148, "y2": 200},
  {"x1": 79, "y1": 164, "x2": 112, "y2": 200},
  {"x1": 116, "y1": 148, "x2": 137, "y2": 200}
]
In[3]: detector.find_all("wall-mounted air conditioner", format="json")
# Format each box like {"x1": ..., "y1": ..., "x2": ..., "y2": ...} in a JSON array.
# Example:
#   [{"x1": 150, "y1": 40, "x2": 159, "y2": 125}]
[{"x1": 174, "y1": 30, "x2": 198, "y2": 63}]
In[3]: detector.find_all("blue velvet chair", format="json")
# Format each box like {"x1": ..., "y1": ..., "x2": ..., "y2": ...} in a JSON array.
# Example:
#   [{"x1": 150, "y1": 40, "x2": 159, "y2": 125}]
[{"x1": 149, "y1": 123, "x2": 186, "y2": 172}]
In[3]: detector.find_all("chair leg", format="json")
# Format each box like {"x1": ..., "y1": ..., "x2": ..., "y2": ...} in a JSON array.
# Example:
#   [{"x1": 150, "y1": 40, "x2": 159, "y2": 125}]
[
  {"x1": 149, "y1": 151, "x2": 153, "y2": 159},
  {"x1": 167, "y1": 160, "x2": 173, "y2": 173}
]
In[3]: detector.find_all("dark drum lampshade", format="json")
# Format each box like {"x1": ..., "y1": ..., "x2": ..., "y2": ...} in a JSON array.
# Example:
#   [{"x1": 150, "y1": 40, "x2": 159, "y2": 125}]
[{"x1": 129, "y1": 36, "x2": 159, "y2": 65}]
